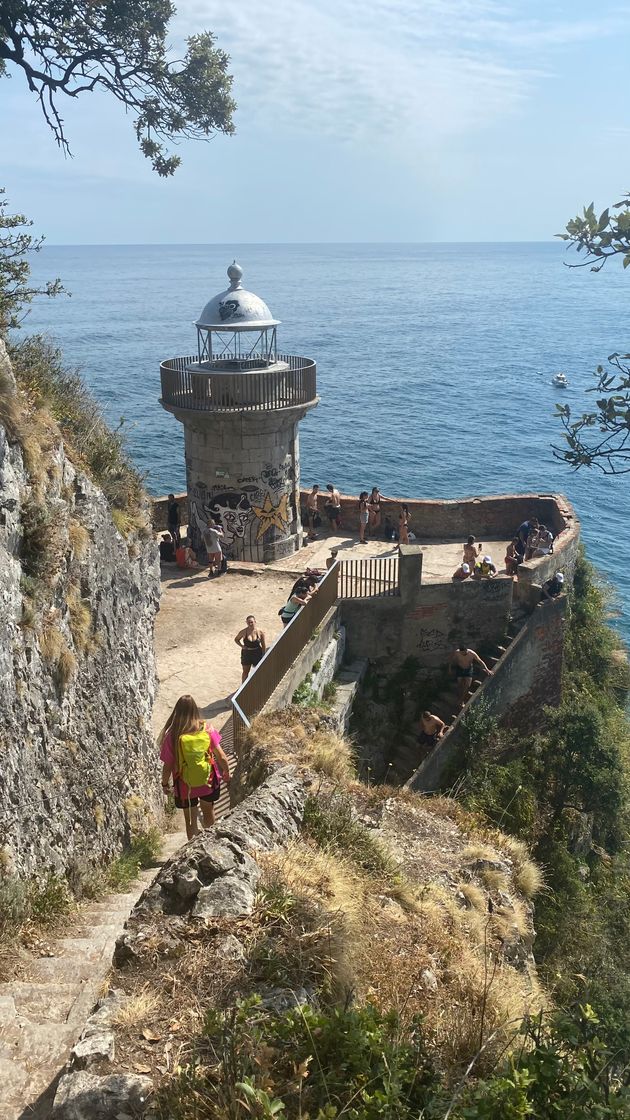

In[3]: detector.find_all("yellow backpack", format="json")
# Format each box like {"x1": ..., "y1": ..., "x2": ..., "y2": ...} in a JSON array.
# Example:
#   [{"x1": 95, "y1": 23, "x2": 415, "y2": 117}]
[{"x1": 177, "y1": 724, "x2": 212, "y2": 790}]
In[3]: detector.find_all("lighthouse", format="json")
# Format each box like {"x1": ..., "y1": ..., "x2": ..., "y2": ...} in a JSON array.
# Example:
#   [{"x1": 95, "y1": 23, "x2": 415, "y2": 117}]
[{"x1": 159, "y1": 262, "x2": 318, "y2": 562}]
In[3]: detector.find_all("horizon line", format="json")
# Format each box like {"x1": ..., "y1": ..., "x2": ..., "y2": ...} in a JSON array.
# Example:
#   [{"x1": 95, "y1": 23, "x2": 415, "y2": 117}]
[{"x1": 42, "y1": 238, "x2": 562, "y2": 248}]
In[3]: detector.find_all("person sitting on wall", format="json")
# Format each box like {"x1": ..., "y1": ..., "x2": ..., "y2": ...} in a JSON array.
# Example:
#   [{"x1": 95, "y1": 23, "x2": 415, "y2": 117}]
[
  {"x1": 531, "y1": 524, "x2": 554, "y2": 558},
  {"x1": 175, "y1": 537, "x2": 198, "y2": 570},
  {"x1": 418, "y1": 710, "x2": 446, "y2": 750},
  {"x1": 167, "y1": 493, "x2": 181, "y2": 548},
  {"x1": 542, "y1": 571, "x2": 565, "y2": 600},
  {"x1": 450, "y1": 646, "x2": 492, "y2": 708},
  {"x1": 326, "y1": 548, "x2": 339, "y2": 570},
  {"x1": 474, "y1": 555, "x2": 497, "y2": 579},
  {"x1": 505, "y1": 538, "x2": 521, "y2": 576},
  {"x1": 452, "y1": 561, "x2": 471, "y2": 581},
  {"x1": 463, "y1": 535, "x2": 482, "y2": 566},
  {"x1": 159, "y1": 533, "x2": 176, "y2": 564},
  {"x1": 324, "y1": 483, "x2": 342, "y2": 531}
]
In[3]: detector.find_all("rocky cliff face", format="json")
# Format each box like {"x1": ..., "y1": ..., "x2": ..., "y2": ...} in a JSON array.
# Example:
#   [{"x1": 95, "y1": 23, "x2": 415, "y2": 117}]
[{"x1": 0, "y1": 341, "x2": 161, "y2": 883}]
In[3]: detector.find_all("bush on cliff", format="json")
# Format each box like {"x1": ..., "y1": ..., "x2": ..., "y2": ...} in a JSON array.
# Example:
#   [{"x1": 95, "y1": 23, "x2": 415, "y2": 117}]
[{"x1": 460, "y1": 551, "x2": 630, "y2": 1048}]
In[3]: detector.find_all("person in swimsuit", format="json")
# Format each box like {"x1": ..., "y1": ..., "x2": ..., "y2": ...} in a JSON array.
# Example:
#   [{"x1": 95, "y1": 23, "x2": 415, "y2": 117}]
[
  {"x1": 158, "y1": 694, "x2": 230, "y2": 840},
  {"x1": 306, "y1": 485, "x2": 320, "y2": 540},
  {"x1": 367, "y1": 487, "x2": 382, "y2": 534},
  {"x1": 463, "y1": 535, "x2": 482, "y2": 567},
  {"x1": 532, "y1": 525, "x2": 554, "y2": 558},
  {"x1": 450, "y1": 645, "x2": 492, "y2": 708},
  {"x1": 418, "y1": 710, "x2": 446, "y2": 750},
  {"x1": 358, "y1": 491, "x2": 369, "y2": 544},
  {"x1": 398, "y1": 503, "x2": 410, "y2": 546},
  {"x1": 234, "y1": 615, "x2": 267, "y2": 682},
  {"x1": 505, "y1": 538, "x2": 520, "y2": 576},
  {"x1": 325, "y1": 484, "x2": 342, "y2": 531}
]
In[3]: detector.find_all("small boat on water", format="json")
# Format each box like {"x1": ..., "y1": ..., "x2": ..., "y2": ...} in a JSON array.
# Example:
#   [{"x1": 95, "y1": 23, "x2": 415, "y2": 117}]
[{"x1": 552, "y1": 372, "x2": 569, "y2": 388}]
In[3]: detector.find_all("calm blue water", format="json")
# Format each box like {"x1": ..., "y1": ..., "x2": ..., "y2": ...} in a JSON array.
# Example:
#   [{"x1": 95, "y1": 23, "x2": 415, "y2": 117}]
[{"x1": 25, "y1": 243, "x2": 629, "y2": 638}]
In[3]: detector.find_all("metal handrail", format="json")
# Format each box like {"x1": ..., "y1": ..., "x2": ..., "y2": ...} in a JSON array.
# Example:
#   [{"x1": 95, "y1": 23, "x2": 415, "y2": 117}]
[
  {"x1": 231, "y1": 563, "x2": 339, "y2": 751},
  {"x1": 160, "y1": 353, "x2": 317, "y2": 412}
]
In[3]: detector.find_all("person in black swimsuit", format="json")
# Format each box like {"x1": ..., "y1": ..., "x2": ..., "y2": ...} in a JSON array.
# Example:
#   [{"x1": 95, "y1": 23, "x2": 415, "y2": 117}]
[{"x1": 234, "y1": 615, "x2": 267, "y2": 682}]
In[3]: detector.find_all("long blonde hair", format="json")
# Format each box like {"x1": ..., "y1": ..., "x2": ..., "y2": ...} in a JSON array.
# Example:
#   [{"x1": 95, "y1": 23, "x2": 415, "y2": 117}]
[{"x1": 158, "y1": 694, "x2": 203, "y2": 756}]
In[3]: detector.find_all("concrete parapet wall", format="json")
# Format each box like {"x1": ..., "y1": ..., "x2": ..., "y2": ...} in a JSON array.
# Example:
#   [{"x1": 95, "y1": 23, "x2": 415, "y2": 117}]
[
  {"x1": 407, "y1": 594, "x2": 567, "y2": 792},
  {"x1": 299, "y1": 489, "x2": 574, "y2": 540},
  {"x1": 341, "y1": 576, "x2": 514, "y2": 669}
]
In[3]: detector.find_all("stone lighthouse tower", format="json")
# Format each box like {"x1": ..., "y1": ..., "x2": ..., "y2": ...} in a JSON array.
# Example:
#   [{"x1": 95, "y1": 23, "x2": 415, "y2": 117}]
[{"x1": 159, "y1": 262, "x2": 318, "y2": 562}]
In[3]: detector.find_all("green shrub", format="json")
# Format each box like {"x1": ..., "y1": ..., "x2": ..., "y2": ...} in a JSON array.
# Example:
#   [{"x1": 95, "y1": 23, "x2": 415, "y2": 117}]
[
  {"x1": 154, "y1": 999, "x2": 439, "y2": 1120},
  {"x1": 106, "y1": 829, "x2": 162, "y2": 891},
  {"x1": 303, "y1": 794, "x2": 397, "y2": 880}
]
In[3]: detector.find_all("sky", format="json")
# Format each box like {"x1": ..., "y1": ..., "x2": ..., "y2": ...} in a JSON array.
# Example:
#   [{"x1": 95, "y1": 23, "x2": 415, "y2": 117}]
[{"x1": 1, "y1": 0, "x2": 629, "y2": 243}]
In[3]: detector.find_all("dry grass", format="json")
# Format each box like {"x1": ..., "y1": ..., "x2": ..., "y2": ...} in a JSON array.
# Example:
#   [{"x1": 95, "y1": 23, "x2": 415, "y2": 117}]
[
  {"x1": 40, "y1": 618, "x2": 77, "y2": 688},
  {"x1": 68, "y1": 518, "x2": 90, "y2": 560},
  {"x1": 257, "y1": 836, "x2": 542, "y2": 1074},
  {"x1": 514, "y1": 860, "x2": 544, "y2": 899},
  {"x1": 247, "y1": 708, "x2": 356, "y2": 784},
  {"x1": 110, "y1": 987, "x2": 162, "y2": 1030},
  {"x1": 458, "y1": 881, "x2": 488, "y2": 913},
  {"x1": 67, "y1": 584, "x2": 93, "y2": 652}
]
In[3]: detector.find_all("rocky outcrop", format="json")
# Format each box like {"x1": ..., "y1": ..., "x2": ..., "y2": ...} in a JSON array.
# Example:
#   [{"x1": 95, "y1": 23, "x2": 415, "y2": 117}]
[
  {"x1": 115, "y1": 767, "x2": 307, "y2": 964},
  {"x1": 0, "y1": 341, "x2": 161, "y2": 882}
]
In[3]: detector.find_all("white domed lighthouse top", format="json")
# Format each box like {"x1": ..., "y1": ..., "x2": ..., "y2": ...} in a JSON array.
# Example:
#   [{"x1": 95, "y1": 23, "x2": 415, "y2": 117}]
[{"x1": 196, "y1": 261, "x2": 280, "y2": 331}]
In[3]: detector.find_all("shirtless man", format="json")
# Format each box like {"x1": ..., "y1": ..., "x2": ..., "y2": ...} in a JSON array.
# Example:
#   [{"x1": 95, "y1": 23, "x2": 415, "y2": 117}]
[
  {"x1": 450, "y1": 645, "x2": 492, "y2": 708},
  {"x1": 418, "y1": 710, "x2": 446, "y2": 750},
  {"x1": 306, "y1": 484, "x2": 319, "y2": 540},
  {"x1": 325, "y1": 483, "x2": 342, "y2": 531}
]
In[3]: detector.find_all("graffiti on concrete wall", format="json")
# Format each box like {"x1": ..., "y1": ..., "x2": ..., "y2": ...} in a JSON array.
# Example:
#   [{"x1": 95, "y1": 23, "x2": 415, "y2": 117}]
[{"x1": 187, "y1": 459, "x2": 296, "y2": 559}]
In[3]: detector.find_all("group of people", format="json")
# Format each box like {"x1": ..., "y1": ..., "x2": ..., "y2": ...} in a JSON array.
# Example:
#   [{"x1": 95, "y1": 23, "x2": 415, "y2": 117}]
[
  {"x1": 450, "y1": 516, "x2": 558, "y2": 583},
  {"x1": 418, "y1": 645, "x2": 494, "y2": 752},
  {"x1": 306, "y1": 484, "x2": 415, "y2": 548},
  {"x1": 160, "y1": 494, "x2": 227, "y2": 577}
]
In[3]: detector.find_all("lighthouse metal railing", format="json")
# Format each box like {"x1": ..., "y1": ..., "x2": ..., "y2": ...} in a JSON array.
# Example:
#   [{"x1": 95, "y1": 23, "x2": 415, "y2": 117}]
[
  {"x1": 231, "y1": 563, "x2": 339, "y2": 753},
  {"x1": 160, "y1": 354, "x2": 317, "y2": 412}
]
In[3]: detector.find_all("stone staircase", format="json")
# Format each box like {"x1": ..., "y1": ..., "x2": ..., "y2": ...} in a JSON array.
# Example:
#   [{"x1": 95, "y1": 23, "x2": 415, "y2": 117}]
[
  {"x1": 0, "y1": 720, "x2": 237, "y2": 1120},
  {"x1": 387, "y1": 640, "x2": 513, "y2": 785}
]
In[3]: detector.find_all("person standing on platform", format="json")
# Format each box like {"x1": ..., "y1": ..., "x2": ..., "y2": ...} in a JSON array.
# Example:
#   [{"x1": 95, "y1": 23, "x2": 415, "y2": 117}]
[
  {"x1": 325, "y1": 483, "x2": 342, "y2": 531},
  {"x1": 167, "y1": 493, "x2": 181, "y2": 548},
  {"x1": 203, "y1": 518, "x2": 224, "y2": 578},
  {"x1": 306, "y1": 484, "x2": 320, "y2": 540},
  {"x1": 234, "y1": 615, "x2": 267, "y2": 681}
]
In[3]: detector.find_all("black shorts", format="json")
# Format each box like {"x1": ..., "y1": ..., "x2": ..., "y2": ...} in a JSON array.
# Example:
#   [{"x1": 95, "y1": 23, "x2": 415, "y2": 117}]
[
  {"x1": 173, "y1": 786, "x2": 221, "y2": 809},
  {"x1": 326, "y1": 505, "x2": 341, "y2": 521},
  {"x1": 241, "y1": 649, "x2": 264, "y2": 667}
]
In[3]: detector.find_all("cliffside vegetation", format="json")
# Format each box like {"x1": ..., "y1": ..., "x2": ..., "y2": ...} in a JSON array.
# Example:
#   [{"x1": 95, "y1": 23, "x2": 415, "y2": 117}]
[{"x1": 460, "y1": 551, "x2": 630, "y2": 1051}]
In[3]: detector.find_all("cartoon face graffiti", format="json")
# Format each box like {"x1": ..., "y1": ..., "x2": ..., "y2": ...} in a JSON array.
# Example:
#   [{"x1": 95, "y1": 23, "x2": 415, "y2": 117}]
[{"x1": 209, "y1": 491, "x2": 252, "y2": 547}]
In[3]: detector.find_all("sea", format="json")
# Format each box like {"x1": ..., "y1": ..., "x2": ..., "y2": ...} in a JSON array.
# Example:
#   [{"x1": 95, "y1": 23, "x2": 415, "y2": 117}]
[{"x1": 24, "y1": 243, "x2": 629, "y2": 641}]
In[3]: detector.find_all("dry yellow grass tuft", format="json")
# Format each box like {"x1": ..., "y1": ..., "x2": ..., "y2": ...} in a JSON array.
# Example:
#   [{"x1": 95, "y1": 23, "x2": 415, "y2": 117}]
[
  {"x1": 458, "y1": 881, "x2": 488, "y2": 913},
  {"x1": 40, "y1": 618, "x2": 77, "y2": 688},
  {"x1": 110, "y1": 987, "x2": 162, "y2": 1031},
  {"x1": 67, "y1": 584, "x2": 93, "y2": 653},
  {"x1": 247, "y1": 708, "x2": 356, "y2": 784},
  {"x1": 68, "y1": 518, "x2": 90, "y2": 560}
]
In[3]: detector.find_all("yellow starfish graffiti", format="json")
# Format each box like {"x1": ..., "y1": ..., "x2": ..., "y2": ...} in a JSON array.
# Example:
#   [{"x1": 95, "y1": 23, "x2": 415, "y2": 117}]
[{"x1": 252, "y1": 491, "x2": 290, "y2": 540}]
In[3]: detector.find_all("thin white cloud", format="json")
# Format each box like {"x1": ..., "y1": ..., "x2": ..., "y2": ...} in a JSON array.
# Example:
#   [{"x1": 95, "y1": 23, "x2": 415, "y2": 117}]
[{"x1": 172, "y1": 0, "x2": 628, "y2": 150}]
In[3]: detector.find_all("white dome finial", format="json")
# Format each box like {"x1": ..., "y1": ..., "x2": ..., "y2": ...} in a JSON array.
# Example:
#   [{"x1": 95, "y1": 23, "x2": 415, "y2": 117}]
[{"x1": 227, "y1": 260, "x2": 243, "y2": 290}]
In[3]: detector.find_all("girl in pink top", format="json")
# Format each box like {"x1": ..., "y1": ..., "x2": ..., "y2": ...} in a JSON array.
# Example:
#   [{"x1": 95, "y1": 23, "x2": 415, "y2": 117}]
[{"x1": 158, "y1": 694, "x2": 230, "y2": 840}]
